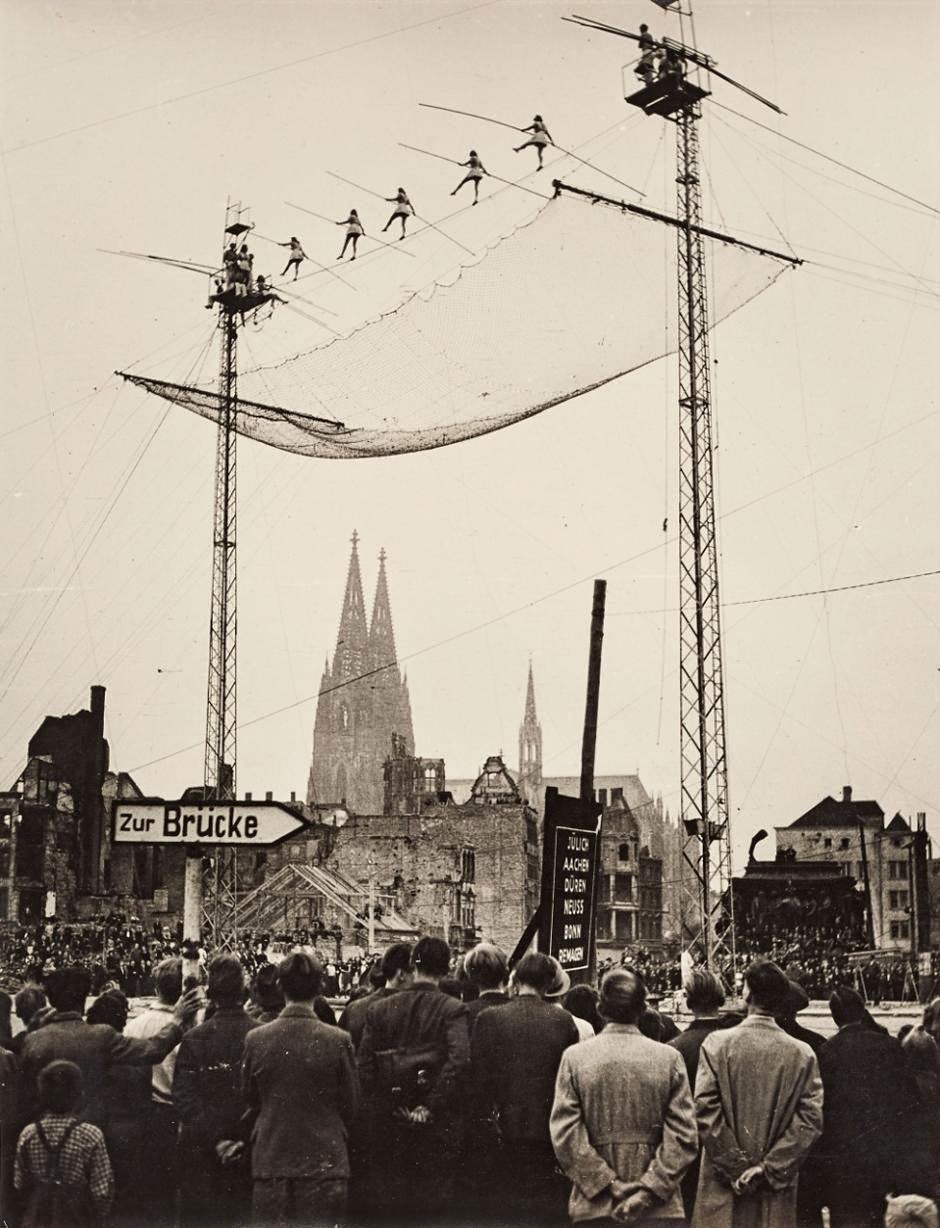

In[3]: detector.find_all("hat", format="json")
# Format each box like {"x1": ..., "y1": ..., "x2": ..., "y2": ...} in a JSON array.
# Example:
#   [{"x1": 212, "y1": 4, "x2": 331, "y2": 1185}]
[
  {"x1": 544, "y1": 958, "x2": 571, "y2": 1000},
  {"x1": 780, "y1": 979, "x2": 810, "y2": 1017}
]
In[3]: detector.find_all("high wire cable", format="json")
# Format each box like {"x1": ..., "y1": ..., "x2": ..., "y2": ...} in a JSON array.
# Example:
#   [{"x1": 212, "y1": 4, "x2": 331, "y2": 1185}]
[
  {"x1": 0, "y1": 329, "x2": 216, "y2": 715},
  {"x1": 1, "y1": 0, "x2": 500, "y2": 156},
  {"x1": 713, "y1": 101, "x2": 940, "y2": 218}
]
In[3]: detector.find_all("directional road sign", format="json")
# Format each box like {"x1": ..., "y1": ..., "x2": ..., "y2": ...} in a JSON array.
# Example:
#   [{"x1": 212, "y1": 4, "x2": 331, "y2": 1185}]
[{"x1": 111, "y1": 799, "x2": 310, "y2": 846}]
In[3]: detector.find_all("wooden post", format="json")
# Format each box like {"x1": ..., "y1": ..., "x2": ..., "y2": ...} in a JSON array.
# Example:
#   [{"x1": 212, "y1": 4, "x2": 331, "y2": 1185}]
[
  {"x1": 182, "y1": 850, "x2": 203, "y2": 986},
  {"x1": 581, "y1": 579, "x2": 607, "y2": 984},
  {"x1": 857, "y1": 820, "x2": 876, "y2": 951},
  {"x1": 580, "y1": 580, "x2": 607, "y2": 804}
]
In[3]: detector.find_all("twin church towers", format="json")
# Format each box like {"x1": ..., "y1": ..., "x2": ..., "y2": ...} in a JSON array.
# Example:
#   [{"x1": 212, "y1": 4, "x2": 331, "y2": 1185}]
[{"x1": 307, "y1": 533, "x2": 543, "y2": 813}]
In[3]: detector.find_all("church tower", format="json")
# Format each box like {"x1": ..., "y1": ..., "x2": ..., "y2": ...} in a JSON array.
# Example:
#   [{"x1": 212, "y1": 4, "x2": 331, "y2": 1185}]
[
  {"x1": 308, "y1": 534, "x2": 414, "y2": 814},
  {"x1": 517, "y1": 661, "x2": 543, "y2": 808}
]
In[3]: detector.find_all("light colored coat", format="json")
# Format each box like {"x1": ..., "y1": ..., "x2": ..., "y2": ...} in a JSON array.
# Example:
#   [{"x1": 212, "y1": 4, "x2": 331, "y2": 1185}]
[
  {"x1": 550, "y1": 1022, "x2": 697, "y2": 1222},
  {"x1": 692, "y1": 1013, "x2": 823, "y2": 1228}
]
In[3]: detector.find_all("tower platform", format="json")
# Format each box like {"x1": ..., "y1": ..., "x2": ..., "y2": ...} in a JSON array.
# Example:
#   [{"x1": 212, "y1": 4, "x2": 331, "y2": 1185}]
[{"x1": 626, "y1": 79, "x2": 710, "y2": 119}]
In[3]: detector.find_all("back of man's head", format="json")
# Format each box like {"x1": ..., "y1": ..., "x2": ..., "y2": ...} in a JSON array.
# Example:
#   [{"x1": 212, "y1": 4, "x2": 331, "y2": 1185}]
[
  {"x1": 277, "y1": 952, "x2": 323, "y2": 1002},
  {"x1": 153, "y1": 957, "x2": 182, "y2": 1006},
  {"x1": 684, "y1": 968, "x2": 725, "y2": 1015},
  {"x1": 15, "y1": 984, "x2": 47, "y2": 1025},
  {"x1": 599, "y1": 968, "x2": 647, "y2": 1025},
  {"x1": 513, "y1": 952, "x2": 557, "y2": 997},
  {"x1": 380, "y1": 943, "x2": 413, "y2": 984},
  {"x1": 367, "y1": 961, "x2": 387, "y2": 990},
  {"x1": 412, "y1": 936, "x2": 451, "y2": 980},
  {"x1": 45, "y1": 967, "x2": 91, "y2": 1015},
  {"x1": 829, "y1": 983, "x2": 866, "y2": 1028},
  {"x1": 744, "y1": 960, "x2": 791, "y2": 1014},
  {"x1": 38, "y1": 1060, "x2": 83, "y2": 1115},
  {"x1": 207, "y1": 954, "x2": 245, "y2": 1006},
  {"x1": 86, "y1": 989, "x2": 128, "y2": 1031},
  {"x1": 464, "y1": 943, "x2": 508, "y2": 991}
]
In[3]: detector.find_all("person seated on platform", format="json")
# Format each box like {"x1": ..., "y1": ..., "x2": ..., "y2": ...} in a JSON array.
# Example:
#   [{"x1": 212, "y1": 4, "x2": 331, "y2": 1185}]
[{"x1": 659, "y1": 46, "x2": 685, "y2": 83}]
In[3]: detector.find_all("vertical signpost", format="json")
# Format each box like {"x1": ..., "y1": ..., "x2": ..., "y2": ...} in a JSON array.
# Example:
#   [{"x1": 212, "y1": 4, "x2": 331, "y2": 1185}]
[
  {"x1": 510, "y1": 579, "x2": 607, "y2": 977},
  {"x1": 539, "y1": 789, "x2": 602, "y2": 977}
]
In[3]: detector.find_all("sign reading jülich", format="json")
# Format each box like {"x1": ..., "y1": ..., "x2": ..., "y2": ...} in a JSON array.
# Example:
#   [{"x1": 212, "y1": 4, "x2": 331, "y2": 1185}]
[{"x1": 111, "y1": 799, "x2": 309, "y2": 846}]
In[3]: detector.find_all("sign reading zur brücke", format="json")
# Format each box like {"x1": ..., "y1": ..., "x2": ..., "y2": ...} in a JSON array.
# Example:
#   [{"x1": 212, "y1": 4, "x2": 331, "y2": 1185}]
[
  {"x1": 111, "y1": 799, "x2": 309, "y2": 846},
  {"x1": 547, "y1": 824, "x2": 599, "y2": 973}
]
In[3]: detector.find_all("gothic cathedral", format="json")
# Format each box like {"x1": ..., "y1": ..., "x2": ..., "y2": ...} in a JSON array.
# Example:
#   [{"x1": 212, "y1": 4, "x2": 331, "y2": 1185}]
[{"x1": 307, "y1": 533, "x2": 414, "y2": 814}]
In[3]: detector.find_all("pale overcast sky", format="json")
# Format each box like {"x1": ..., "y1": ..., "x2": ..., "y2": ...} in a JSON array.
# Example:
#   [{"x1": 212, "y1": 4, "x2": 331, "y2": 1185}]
[{"x1": 1, "y1": 0, "x2": 938, "y2": 867}]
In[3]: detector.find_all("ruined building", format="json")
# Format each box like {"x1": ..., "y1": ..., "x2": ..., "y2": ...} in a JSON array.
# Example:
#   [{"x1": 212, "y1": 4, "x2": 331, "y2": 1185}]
[{"x1": 308, "y1": 534, "x2": 414, "y2": 815}]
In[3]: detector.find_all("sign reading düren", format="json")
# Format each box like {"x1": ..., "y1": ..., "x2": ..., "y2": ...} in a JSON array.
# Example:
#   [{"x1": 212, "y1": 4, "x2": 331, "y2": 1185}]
[
  {"x1": 538, "y1": 787, "x2": 602, "y2": 975},
  {"x1": 111, "y1": 799, "x2": 309, "y2": 846}
]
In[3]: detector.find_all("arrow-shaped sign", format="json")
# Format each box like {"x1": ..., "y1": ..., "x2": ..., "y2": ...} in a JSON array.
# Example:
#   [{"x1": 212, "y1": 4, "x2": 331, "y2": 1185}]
[{"x1": 111, "y1": 799, "x2": 310, "y2": 847}]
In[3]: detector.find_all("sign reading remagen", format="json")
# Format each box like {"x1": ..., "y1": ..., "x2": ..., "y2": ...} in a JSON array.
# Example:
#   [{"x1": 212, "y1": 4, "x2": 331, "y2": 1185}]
[{"x1": 547, "y1": 824, "x2": 599, "y2": 973}]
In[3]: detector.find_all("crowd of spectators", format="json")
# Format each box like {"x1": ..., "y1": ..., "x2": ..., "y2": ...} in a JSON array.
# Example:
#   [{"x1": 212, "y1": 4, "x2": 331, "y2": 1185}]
[
  {"x1": 0, "y1": 918, "x2": 377, "y2": 1001},
  {"x1": 0, "y1": 939, "x2": 937, "y2": 1228}
]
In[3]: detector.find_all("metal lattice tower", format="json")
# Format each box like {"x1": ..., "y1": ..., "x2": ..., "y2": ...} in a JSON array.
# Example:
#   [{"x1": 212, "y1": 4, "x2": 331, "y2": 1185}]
[
  {"x1": 674, "y1": 103, "x2": 735, "y2": 975},
  {"x1": 201, "y1": 203, "x2": 247, "y2": 950}
]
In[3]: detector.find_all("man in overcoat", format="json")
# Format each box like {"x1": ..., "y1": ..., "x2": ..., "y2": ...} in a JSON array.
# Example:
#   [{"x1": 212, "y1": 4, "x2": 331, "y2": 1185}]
[
  {"x1": 692, "y1": 960, "x2": 823, "y2": 1228},
  {"x1": 472, "y1": 952, "x2": 579, "y2": 1223},
  {"x1": 174, "y1": 954, "x2": 259, "y2": 1227},
  {"x1": 357, "y1": 935, "x2": 469, "y2": 1222},
  {"x1": 241, "y1": 951, "x2": 359, "y2": 1226},
  {"x1": 551, "y1": 967, "x2": 697, "y2": 1224},
  {"x1": 814, "y1": 985, "x2": 913, "y2": 1228}
]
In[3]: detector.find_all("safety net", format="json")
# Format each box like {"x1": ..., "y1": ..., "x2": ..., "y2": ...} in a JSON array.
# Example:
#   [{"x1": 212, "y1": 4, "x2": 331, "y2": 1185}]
[{"x1": 119, "y1": 194, "x2": 793, "y2": 459}]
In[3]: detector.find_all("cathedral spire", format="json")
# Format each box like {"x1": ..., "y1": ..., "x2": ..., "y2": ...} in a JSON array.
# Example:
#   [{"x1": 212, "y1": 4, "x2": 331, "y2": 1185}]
[
  {"x1": 332, "y1": 529, "x2": 369, "y2": 681},
  {"x1": 369, "y1": 546, "x2": 398, "y2": 671},
  {"x1": 524, "y1": 659, "x2": 538, "y2": 723},
  {"x1": 518, "y1": 659, "x2": 543, "y2": 807}
]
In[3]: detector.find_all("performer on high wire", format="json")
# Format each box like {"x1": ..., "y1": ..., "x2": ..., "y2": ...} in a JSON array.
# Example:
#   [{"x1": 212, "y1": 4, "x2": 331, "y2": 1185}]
[
  {"x1": 450, "y1": 150, "x2": 488, "y2": 204},
  {"x1": 336, "y1": 209, "x2": 364, "y2": 260},
  {"x1": 381, "y1": 188, "x2": 414, "y2": 239},
  {"x1": 278, "y1": 236, "x2": 307, "y2": 280},
  {"x1": 513, "y1": 115, "x2": 553, "y2": 170}
]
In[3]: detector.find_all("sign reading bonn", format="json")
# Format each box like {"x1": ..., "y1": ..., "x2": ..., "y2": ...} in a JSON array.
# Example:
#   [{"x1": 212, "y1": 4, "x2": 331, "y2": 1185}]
[{"x1": 112, "y1": 800, "x2": 308, "y2": 846}]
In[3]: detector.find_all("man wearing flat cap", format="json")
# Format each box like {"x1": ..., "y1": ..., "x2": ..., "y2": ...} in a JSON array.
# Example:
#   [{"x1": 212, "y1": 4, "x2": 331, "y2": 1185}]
[
  {"x1": 550, "y1": 966, "x2": 697, "y2": 1224},
  {"x1": 692, "y1": 960, "x2": 823, "y2": 1228}
]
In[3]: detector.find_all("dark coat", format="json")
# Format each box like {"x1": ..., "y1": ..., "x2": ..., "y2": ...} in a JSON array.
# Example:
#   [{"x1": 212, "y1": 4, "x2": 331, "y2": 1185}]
[
  {"x1": 19, "y1": 1011, "x2": 181, "y2": 1129},
  {"x1": 338, "y1": 987, "x2": 395, "y2": 1052},
  {"x1": 815, "y1": 1022, "x2": 913, "y2": 1208},
  {"x1": 463, "y1": 991, "x2": 510, "y2": 1034},
  {"x1": 471, "y1": 994, "x2": 577, "y2": 1144},
  {"x1": 174, "y1": 1006, "x2": 259, "y2": 1151},
  {"x1": 778, "y1": 1016, "x2": 826, "y2": 1056},
  {"x1": 240, "y1": 1003, "x2": 359, "y2": 1181},
  {"x1": 670, "y1": 1015, "x2": 741, "y2": 1089},
  {"x1": 357, "y1": 981, "x2": 469, "y2": 1122}
]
